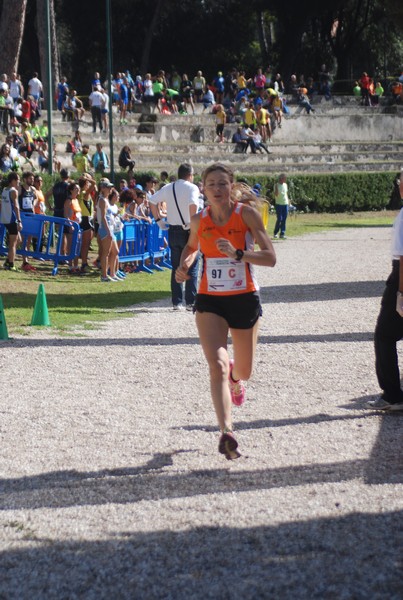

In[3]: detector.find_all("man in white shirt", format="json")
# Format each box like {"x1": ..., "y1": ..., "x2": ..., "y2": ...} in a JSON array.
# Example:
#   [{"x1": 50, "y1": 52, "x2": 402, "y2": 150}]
[
  {"x1": 149, "y1": 163, "x2": 199, "y2": 309},
  {"x1": 28, "y1": 72, "x2": 43, "y2": 115},
  {"x1": 89, "y1": 85, "x2": 104, "y2": 133},
  {"x1": 28, "y1": 72, "x2": 43, "y2": 101}
]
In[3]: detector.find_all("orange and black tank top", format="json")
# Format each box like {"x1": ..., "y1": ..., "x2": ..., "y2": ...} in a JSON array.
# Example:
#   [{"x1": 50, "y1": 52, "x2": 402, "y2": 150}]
[{"x1": 197, "y1": 202, "x2": 258, "y2": 296}]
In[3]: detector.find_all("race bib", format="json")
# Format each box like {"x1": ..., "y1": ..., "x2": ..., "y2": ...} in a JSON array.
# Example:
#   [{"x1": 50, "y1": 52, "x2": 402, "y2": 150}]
[
  {"x1": 206, "y1": 257, "x2": 246, "y2": 292},
  {"x1": 22, "y1": 197, "x2": 33, "y2": 210}
]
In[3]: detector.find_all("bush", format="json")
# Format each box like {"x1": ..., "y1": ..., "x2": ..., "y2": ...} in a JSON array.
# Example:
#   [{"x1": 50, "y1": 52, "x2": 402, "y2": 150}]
[{"x1": 242, "y1": 172, "x2": 396, "y2": 213}]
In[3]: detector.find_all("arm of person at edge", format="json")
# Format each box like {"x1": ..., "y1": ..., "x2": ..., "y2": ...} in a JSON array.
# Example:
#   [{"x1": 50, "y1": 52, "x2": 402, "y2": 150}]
[
  {"x1": 397, "y1": 172, "x2": 403, "y2": 316},
  {"x1": 10, "y1": 188, "x2": 23, "y2": 232}
]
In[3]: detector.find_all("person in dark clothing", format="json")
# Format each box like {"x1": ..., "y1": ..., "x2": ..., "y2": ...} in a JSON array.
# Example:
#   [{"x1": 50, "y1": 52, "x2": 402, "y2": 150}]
[
  {"x1": 369, "y1": 169, "x2": 403, "y2": 411},
  {"x1": 118, "y1": 146, "x2": 135, "y2": 172}
]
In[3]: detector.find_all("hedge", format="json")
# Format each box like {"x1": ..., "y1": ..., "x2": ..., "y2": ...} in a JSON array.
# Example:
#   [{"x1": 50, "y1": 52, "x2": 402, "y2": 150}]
[
  {"x1": 3, "y1": 169, "x2": 399, "y2": 213},
  {"x1": 235, "y1": 171, "x2": 399, "y2": 212}
]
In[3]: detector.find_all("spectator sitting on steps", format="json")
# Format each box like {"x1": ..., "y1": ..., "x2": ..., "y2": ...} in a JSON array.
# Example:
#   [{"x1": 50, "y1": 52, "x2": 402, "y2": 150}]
[
  {"x1": 297, "y1": 87, "x2": 315, "y2": 114},
  {"x1": 232, "y1": 126, "x2": 248, "y2": 153},
  {"x1": 118, "y1": 145, "x2": 135, "y2": 172}
]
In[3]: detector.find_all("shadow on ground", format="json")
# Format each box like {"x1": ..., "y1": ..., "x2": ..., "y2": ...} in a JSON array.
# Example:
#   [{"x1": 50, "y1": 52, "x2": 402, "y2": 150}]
[{"x1": 1, "y1": 511, "x2": 401, "y2": 599}]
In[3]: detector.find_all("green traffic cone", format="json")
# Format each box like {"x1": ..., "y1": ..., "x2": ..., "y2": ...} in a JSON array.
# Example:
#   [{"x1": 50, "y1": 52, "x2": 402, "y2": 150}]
[
  {"x1": 0, "y1": 295, "x2": 9, "y2": 340},
  {"x1": 31, "y1": 283, "x2": 51, "y2": 327}
]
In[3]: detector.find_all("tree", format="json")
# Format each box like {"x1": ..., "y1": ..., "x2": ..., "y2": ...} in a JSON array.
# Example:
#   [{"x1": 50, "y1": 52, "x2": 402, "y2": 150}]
[
  {"x1": 0, "y1": 0, "x2": 28, "y2": 75},
  {"x1": 36, "y1": 0, "x2": 60, "y2": 107}
]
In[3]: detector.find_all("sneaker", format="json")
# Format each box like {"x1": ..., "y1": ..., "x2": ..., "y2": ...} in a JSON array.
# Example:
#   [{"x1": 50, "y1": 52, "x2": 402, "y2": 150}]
[
  {"x1": 116, "y1": 270, "x2": 127, "y2": 278},
  {"x1": 113, "y1": 273, "x2": 125, "y2": 280},
  {"x1": 100, "y1": 276, "x2": 113, "y2": 282},
  {"x1": 280, "y1": 235, "x2": 287, "y2": 239},
  {"x1": 228, "y1": 359, "x2": 245, "y2": 406},
  {"x1": 218, "y1": 431, "x2": 241, "y2": 460},
  {"x1": 22, "y1": 262, "x2": 35, "y2": 272},
  {"x1": 173, "y1": 305, "x2": 183, "y2": 311},
  {"x1": 273, "y1": 234, "x2": 279, "y2": 239},
  {"x1": 367, "y1": 397, "x2": 393, "y2": 410},
  {"x1": 388, "y1": 401, "x2": 403, "y2": 412},
  {"x1": 80, "y1": 264, "x2": 92, "y2": 274},
  {"x1": 3, "y1": 260, "x2": 10, "y2": 270},
  {"x1": 186, "y1": 304, "x2": 194, "y2": 312}
]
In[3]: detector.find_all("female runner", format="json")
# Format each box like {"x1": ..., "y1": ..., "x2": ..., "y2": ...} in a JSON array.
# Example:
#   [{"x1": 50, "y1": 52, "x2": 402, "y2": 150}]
[{"x1": 175, "y1": 163, "x2": 276, "y2": 460}]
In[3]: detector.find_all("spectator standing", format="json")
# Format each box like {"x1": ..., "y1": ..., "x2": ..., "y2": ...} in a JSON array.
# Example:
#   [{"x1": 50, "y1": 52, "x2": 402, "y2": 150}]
[
  {"x1": 370, "y1": 169, "x2": 403, "y2": 411},
  {"x1": 77, "y1": 174, "x2": 96, "y2": 273},
  {"x1": 213, "y1": 72, "x2": 225, "y2": 104},
  {"x1": 359, "y1": 72, "x2": 372, "y2": 106},
  {"x1": 119, "y1": 77, "x2": 129, "y2": 123},
  {"x1": 215, "y1": 104, "x2": 226, "y2": 143},
  {"x1": 273, "y1": 174, "x2": 289, "y2": 239},
  {"x1": 0, "y1": 143, "x2": 14, "y2": 172},
  {"x1": 193, "y1": 71, "x2": 206, "y2": 103},
  {"x1": 92, "y1": 143, "x2": 109, "y2": 173},
  {"x1": 73, "y1": 144, "x2": 91, "y2": 174},
  {"x1": 149, "y1": 163, "x2": 199, "y2": 310},
  {"x1": 18, "y1": 170, "x2": 38, "y2": 271},
  {"x1": 180, "y1": 74, "x2": 195, "y2": 114},
  {"x1": 254, "y1": 68, "x2": 266, "y2": 97},
  {"x1": 89, "y1": 85, "x2": 104, "y2": 133},
  {"x1": 9, "y1": 73, "x2": 24, "y2": 103},
  {"x1": 97, "y1": 178, "x2": 120, "y2": 282},
  {"x1": 0, "y1": 171, "x2": 22, "y2": 271},
  {"x1": 101, "y1": 87, "x2": 110, "y2": 132},
  {"x1": 57, "y1": 76, "x2": 69, "y2": 112},
  {"x1": 27, "y1": 72, "x2": 43, "y2": 112}
]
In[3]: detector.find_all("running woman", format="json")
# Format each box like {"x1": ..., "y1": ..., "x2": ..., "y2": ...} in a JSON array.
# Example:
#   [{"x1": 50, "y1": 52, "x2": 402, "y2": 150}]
[{"x1": 175, "y1": 163, "x2": 276, "y2": 460}]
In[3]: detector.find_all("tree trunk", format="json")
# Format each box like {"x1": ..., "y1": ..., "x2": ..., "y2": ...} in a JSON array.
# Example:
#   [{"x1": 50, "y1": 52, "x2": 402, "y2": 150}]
[
  {"x1": 256, "y1": 11, "x2": 269, "y2": 66},
  {"x1": 0, "y1": 0, "x2": 28, "y2": 75},
  {"x1": 140, "y1": 0, "x2": 166, "y2": 75},
  {"x1": 36, "y1": 0, "x2": 59, "y2": 109}
]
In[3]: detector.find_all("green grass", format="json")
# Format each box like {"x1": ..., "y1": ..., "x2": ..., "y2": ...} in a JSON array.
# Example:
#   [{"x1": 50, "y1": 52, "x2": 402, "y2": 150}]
[
  {"x1": 0, "y1": 266, "x2": 170, "y2": 336},
  {"x1": 0, "y1": 210, "x2": 397, "y2": 336},
  {"x1": 278, "y1": 210, "x2": 396, "y2": 238}
]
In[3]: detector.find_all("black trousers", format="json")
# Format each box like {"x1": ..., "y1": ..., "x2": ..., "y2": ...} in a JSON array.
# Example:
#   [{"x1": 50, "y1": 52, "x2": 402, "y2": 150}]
[
  {"x1": 374, "y1": 260, "x2": 403, "y2": 402},
  {"x1": 168, "y1": 226, "x2": 198, "y2": 307},
  {"x1": 91, "y1": 106, "x2": 102, "y2": 132}
]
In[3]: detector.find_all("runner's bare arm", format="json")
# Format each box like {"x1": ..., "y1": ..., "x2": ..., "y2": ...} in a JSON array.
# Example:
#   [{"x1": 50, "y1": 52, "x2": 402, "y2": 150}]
[
  {"x1": 216, "y1": 205, "x2": 276, "y2": 267},
  {"x1": 175, "y1": 213, "x2": 200, "y2": 282}
]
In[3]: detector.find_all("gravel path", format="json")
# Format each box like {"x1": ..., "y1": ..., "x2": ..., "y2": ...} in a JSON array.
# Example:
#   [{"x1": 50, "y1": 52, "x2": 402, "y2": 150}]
[{"x1": 0, "y1": 226, "x2": 402, "y2": 599}]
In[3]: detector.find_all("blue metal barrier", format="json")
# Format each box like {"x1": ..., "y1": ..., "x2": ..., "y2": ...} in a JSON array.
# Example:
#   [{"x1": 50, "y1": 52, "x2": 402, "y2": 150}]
[
  {"x1": 118, "y1": 220, "x2": 171, "y2": 274},
  {"x1": 0, "y1": 216, "x2": 170, "y2": 276},
  {"x1": 0, "y1": 214, "x2": 81, "y2": 276},
  {"x1": 147, "y1": 222, "x2": 171, "y2": 271}
]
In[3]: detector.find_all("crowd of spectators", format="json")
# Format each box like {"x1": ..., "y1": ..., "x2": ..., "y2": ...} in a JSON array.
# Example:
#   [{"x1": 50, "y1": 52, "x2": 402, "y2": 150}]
[{"x1": 353, "y1": 71, "x2": 403, "y2": 106}]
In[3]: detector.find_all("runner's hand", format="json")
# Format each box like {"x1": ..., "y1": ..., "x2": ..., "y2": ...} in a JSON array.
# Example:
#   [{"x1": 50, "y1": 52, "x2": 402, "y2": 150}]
[
  {"x1": 216, "y1": 237, "x2": 236, "y2": 258},
  {"x1": 175, "y1": 266, "x2": 190, "y2": 283}
]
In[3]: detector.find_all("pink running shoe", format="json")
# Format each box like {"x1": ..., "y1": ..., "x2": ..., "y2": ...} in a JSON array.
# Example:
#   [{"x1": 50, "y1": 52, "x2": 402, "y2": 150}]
[
  {"x1": 228, "y1": 359, "x2": 245, "y2": 406},
  {"x1": 218, "y1": 431, "x2": 241, "y2": 460}
]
